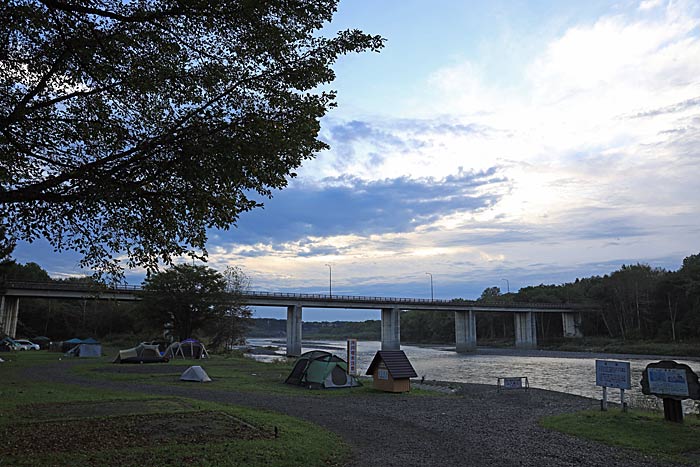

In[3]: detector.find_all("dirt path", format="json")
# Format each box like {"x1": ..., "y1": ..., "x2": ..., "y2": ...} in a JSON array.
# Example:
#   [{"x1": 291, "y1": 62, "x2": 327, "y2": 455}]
[{"x1": 24, "y1": 362, "x2": 682, "y2": 467}]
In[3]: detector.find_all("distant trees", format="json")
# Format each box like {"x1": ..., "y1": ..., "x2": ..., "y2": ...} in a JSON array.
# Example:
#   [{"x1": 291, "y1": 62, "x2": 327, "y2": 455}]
[
  {"x1": 0, "y1": 260, "x2": 138, "y2": 339},
  {"x1": 398, "y1": 253, "x2": 700, "y2": 344}
]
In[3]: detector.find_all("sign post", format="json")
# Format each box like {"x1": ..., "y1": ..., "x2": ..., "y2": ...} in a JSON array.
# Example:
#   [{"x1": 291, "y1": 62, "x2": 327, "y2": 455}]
[
  {"x1": 346, "y1": 338, "x2": 358, "y2": 375},
  {"x1": 641, "y1": 360, "x2": 700, "y2": 423},
  {"x1": 595, "y1": 360, "x2": 631, "y2": 412}
]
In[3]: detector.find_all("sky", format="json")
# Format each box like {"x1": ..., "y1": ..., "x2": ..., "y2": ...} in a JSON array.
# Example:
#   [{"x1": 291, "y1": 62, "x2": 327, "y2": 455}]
[{"x1": 13, "y1": 0, "x2": 700, "y2": 321}]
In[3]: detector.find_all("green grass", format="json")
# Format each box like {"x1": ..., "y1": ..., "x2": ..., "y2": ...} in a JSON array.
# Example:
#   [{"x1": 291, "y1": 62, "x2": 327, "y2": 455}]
[
  {"x1": 0, "y1": 351, "x2": 350, "y2": 466},
  {"x1": 73, "y1": 350, "x2": 437, "y2": 397},
  {"x1": 541, "y1": 409, "x2": 700, "y2": 464}
]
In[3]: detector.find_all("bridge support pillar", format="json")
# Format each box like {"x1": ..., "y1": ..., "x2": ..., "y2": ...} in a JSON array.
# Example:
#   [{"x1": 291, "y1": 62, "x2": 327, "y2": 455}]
[
  {"x1": 514, "y1": 312, "x2": 537, "y2": 349},
  {"x1": 455, "y1": 310, "x2": 477, "y2": 353},
  {"x1": 0, "y1": 296, "x2": 20, "y2": 338},
  {"x1": 562, "y1": 312, "x2": 583, "y2": 338},
  {"x1": 286, "y1": 305, "x2": 302, "y2": 357},
  {"x1": 381, "y1": 307, "x2": 401, "y2": 351}
]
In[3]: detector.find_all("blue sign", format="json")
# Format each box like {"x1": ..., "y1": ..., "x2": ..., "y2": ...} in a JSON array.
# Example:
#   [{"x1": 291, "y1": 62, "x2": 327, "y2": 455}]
[{"x1": 595, "y1": 360, "x2": 631, "y2": 389}]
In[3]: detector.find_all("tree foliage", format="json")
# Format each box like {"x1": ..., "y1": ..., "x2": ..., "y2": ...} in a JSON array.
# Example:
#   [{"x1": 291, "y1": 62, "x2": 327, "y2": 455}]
[
  {"x1": 138, "y1": 263, "x2": 249, "y2": 342},
  {"x1": 0, "y1": 0, "x2": 384, "y2": 276}
]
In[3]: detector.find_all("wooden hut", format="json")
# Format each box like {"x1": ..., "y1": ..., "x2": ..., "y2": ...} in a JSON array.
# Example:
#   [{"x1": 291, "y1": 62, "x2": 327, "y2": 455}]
[{"x1": 366, "y1": 350, "x2": 417, "y2": 393}]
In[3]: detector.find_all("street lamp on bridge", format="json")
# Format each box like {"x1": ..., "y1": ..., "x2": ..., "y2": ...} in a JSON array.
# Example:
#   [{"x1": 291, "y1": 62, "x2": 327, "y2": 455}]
[
  {"x1": 425, "y1": 272, "x2": 434, "y2": 301},
  {"x1": 501, "y1": 278, "x2": 510, "y2": 294},
  {"x1": 325, "y1": 263, "x2": 332, "y2": 297}
]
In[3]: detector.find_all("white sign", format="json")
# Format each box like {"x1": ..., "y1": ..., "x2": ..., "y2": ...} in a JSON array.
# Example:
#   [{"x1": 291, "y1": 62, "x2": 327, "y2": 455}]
[
  {"x1": 378, "y1": 368, "x2": 389, "y2": 380},
  {"x1": 346, "y1": 339, "x2": 357, "y2": 375},
  {"x1": 648, "y1": 368, "x2": 689, "y2": 397},
  {"x1": 595, "y1": 360, "x2": 631, "y2": 389},
  {"x1": 503, "y1": 377, "x2": 523, "y2": 389}
]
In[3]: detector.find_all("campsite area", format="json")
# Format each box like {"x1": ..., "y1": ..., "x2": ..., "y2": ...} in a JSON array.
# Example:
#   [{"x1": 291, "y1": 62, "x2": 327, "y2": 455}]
[{"x1": 2, "y1": 349, "x2": 700, "y2": 466}]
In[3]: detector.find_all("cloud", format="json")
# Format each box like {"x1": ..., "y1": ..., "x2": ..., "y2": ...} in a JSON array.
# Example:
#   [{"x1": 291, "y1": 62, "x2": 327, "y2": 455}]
[{"x1": 233, "y1": 167, "x2": 508, "y2": 246}]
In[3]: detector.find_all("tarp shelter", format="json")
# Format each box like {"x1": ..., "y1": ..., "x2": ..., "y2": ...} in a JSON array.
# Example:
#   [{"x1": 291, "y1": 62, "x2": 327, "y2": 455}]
[
  {"x1": 64, "y1": 339, "x2": 102, "y2": 358},
  {"x1": 163, "y1": 339, "x2": 209, "y2": 360},
  {"x1": 285, "y1": 350, "x2": 362, "y2": 389},
  {"x1": 180, "y1": 365, "x2": 211, "y2": 382},
  {"x1": 32, "y1": 336, "x2": 50, "y2": 350},
  {"x1": 113, "y1": 343, "x2": 168, "y2": 364},
  {"x1": 0, "y1": 337, "x2": 18, "y2": 352}
]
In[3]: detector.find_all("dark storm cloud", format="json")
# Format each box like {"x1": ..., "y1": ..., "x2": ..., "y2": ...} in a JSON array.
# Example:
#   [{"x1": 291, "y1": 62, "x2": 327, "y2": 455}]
[{"x1": 230, "y1": 168, "x2": 507, "y2": 250}]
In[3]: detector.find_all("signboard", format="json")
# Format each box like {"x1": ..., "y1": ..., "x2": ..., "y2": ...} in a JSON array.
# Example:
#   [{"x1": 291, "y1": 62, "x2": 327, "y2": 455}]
[
  {"x1": 497, "y1": 376, "x2": 529, "y2": 391},
  {"x1": 346, "y1": 339, "x2": 357, "y2": 375},
  {"x1": 641, "y1": 360, "x2": 700, "y2": 400},
  {"x1": 648, "y1": 368, "x2": 689, "y2": 397},
  {"x1": 378, "y1": 369, "x2": 389, "y2": 380},
  {"x1": 503, "y1": 377, "x2": 523, "y2": 389},
  {"x1": 595, "y1": 360, "x2": 631, "y2": 389}
]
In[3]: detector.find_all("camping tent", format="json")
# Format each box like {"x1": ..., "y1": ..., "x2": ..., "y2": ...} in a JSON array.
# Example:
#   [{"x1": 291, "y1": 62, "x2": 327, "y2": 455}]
[
  {"x1": 163, "y1": 339, "x2": 209, "y2": 360},
  {"x1": 113, "y1": 343, "x2": 168, "y2": 364},
  {"x1": 64, "y1": 339, "x2": 102, "y2": 358},
  {"x1": 180, "y1": 365, "x2": 211, "y2": 382},
  {"x1": 285, "y1": 350, "x2": 362, "y2": 389}
]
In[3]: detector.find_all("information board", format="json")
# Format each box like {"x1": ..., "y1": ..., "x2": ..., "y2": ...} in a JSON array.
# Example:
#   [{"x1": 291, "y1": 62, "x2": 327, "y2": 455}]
[
  {"x1": 648, "y1": 368, "x2": 689, "y2": 397},
  {"x1": 346, "y1": 339, "x2": 358, "y2": 375},
  {"x1": 503, "y1": 377, "x2": 523, "y2": 389},
  {"x1": 595, "y1": 360, "x2": 631, "y2": 389}
]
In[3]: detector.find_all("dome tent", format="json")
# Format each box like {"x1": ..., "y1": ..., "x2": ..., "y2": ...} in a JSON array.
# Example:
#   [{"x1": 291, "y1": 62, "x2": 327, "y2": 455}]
[
  {"x1": 285, "y1": 350, "x2": 361, "y2": 389},
  {"x1": 163, "y1": 338, "x2": 209, "y2": 360},
  {"x1": 113, "y1": 342, "x2": 168, "y2": 363},
  {"x1": 64, "y1": 338, "x2": 102, "y2": 358}
]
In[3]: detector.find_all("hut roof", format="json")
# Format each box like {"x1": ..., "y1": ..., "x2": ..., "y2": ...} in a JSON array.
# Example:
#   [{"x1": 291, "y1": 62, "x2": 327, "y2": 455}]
[{"x1": 365, "y1": 350, "x2": 417, "y2": 379}]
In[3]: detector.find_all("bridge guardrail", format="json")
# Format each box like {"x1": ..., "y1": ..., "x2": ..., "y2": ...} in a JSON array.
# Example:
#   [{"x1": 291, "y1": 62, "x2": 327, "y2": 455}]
[{"x1": 2, "y1": 280, "x2": 594, "y2": 310}]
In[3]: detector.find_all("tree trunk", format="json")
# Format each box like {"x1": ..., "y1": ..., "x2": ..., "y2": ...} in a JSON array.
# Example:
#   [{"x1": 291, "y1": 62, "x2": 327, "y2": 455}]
[{"x1": 667, "y1": 294, "x2": 677, "y2": 342}]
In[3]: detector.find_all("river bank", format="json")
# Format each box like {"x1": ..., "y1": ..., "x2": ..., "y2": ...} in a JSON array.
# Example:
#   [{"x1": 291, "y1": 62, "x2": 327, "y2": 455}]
[{"x1": 248, "y1": 338, "x2": 700, "y2": 411}]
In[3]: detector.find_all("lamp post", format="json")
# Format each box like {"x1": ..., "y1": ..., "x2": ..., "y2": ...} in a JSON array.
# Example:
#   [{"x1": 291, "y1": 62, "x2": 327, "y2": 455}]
[
  {"x1": 501, "y1": 278, "x2": 510, "y2": 294},
  {"x1": 325, "y1": 263, "x2": 332, "y2": 297},
  {"x1": 425, "y1": 272, "x2": 434, "y2": 301}
]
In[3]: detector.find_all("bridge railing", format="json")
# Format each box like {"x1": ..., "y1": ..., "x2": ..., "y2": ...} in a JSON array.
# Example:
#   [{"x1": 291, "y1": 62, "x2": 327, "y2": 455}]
[
  {"x1": 2, "y1": 280, "x2": 592, "y2": 309},
  {"x1": 3, "y1": 280, "x2": 142, "y2": 292}
]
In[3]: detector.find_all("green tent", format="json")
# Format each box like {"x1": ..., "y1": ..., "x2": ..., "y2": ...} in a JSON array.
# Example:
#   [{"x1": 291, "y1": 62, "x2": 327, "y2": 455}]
[{"x1": 285, "y1": 350, "x2": 361, "y2": 389}]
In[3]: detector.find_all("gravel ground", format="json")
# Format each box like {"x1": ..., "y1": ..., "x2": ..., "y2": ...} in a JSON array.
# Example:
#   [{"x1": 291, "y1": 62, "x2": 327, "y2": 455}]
[{"x1": 23, "y1": 362, "x2": 685, "y2": 467}]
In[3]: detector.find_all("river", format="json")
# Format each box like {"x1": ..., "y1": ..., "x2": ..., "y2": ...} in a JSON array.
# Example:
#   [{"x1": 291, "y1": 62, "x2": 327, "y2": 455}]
[{"x1": 247, "y1": 338, "x2": 700, "y2": 412}]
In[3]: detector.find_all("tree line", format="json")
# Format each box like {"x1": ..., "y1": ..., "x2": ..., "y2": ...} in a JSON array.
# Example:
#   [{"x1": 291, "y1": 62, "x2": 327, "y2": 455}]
[
  {"x1": 0, "y1": 261, "x2": 251, "y2": 351},
  {"x1": 403, "y1": 253, "x2": 700, "y2": 344}
]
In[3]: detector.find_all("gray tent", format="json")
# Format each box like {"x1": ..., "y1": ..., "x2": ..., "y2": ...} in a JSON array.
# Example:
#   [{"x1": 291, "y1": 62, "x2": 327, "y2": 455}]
[
  {"x1": 180, "y1": 366, "x2": 211, "y2": 382},
  {"x1": 65, "y1": 342, "x2": 102, "y2": 358}
]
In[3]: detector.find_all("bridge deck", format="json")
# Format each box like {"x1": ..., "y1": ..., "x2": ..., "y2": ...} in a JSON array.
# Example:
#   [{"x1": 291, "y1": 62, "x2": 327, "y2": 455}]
[{"x1": 1, "y1": 281, "x2": 593, "y2": 313}]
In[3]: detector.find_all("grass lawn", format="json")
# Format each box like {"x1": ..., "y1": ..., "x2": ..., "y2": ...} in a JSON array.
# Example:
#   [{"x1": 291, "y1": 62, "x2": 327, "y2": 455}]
[
  {"x1": 74, "y1": 348, "x2": 438, "y2": 397},
  {"x1": 0, "y1": 351, "x2": 351, "y2": 467},
  {"x1": 540, "y1": 409, "x2": 700, "y2": 464}
]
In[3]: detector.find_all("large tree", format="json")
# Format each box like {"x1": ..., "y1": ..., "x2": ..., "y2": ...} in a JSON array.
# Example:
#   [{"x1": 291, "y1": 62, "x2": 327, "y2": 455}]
[
  {"x1": 138, "y1": 263, "x2": 246, "y2": 342},
  {"x1": 0, "y1": 1, "x2": 383, "y2": 276}
]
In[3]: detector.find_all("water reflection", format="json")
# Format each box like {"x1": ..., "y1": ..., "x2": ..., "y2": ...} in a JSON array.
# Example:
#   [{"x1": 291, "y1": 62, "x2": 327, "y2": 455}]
[{"x1": 247, "y1": 338, "x2": 700, "y2": 412}]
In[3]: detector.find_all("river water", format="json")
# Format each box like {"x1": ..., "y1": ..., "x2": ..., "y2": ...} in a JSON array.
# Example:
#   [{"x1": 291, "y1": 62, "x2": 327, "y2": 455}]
[{"x1": 248, "y1": 338, "x2": 700, "y2": 412}]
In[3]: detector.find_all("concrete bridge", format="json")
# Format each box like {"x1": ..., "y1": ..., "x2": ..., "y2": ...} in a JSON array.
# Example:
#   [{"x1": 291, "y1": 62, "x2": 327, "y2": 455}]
[{"x1": 1, "y1": 281, "x2": 591, "y2": 355}]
